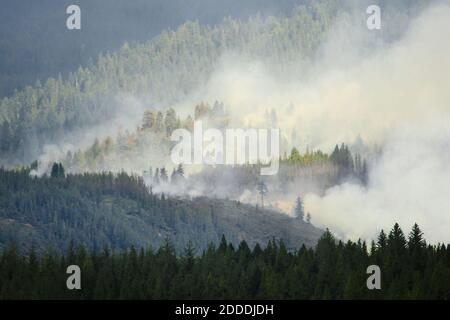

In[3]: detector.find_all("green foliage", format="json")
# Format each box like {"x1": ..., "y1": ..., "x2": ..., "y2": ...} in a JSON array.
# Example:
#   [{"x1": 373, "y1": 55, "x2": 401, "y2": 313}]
[
  {"x1": 50, "y1": 162, "x2": 65, "y2": 178},
  {"x1": 294, "y1": 196, "x2": 304, "y2": 220},
  {"x1": 256, "y1": 180, "x2": 268, "y2": 207},
  {"x1": 1, "y1": 224, "x2": 448, "y2": 299},
  {"x1": 0, "y1": 0, "x2": 313, "y2": 98},
  {"x1": 0, "y1": 167, "x2": 321, "y2": 255},
  {"x1": 0, "y1": 1, "x2": 339, "y2": 165}
]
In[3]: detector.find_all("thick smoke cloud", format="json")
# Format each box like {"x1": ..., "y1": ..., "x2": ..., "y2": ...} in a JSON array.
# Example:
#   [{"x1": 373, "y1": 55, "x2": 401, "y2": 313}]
[
  {"x1": 185, "y1": 4, "x2": 450, "y2": 150},
  {"x1": 306, "y1": 118, "x2": 450, "y2": 243},
  {"x1": 179, "y1": 4, "x2": 450, "y2": 242},
  {"x1": 30, "y1": 2, "x2": 450, "y2": 243},
  {"x1": 31, "y1": 94, "x2": 150, "y2": 176},
  {"x1": 303, "y1": 5, "x2": 450, "y2": 243}
]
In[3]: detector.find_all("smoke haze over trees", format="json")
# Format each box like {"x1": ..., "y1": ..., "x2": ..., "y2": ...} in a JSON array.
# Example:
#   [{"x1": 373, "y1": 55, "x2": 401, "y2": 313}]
[{"x1": 0, "y1": 0, "x2": 449, "y2": 273}]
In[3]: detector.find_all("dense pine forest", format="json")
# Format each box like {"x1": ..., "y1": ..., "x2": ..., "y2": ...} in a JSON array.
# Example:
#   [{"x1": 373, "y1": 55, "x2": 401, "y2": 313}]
[
  {"x1": 0, "y1": 167, "x2": 322, "y2": 254},
  {"x1": 0, "y1": 0, "x2": 424, "y2": 98},
  {"x1": 1, "y1": 0, "x2": 449, "y2": 302},
  {"x1": 0, "y1": 0, "x2": 425, "y2": 165},
  {"x1": 1, "y1": 224, "x2": 449, "y2": 299},
  {"x1": 0, "y1": 1, "x2": 337, "y2": 164},
  {"x1": 0, "y1": 0, "x2": 304, "y2": 98}
]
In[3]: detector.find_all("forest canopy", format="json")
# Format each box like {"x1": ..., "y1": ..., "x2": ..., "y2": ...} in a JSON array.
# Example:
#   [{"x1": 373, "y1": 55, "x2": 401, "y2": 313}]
[{"x1": 1, "y1": 223, "x2": 449, "y2": 299}]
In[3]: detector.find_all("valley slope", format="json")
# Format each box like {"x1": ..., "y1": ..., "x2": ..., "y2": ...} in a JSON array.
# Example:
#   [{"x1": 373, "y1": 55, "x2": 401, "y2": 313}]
[{"x1": 0, "y1": 168, "x2": 322, "y2": 254}]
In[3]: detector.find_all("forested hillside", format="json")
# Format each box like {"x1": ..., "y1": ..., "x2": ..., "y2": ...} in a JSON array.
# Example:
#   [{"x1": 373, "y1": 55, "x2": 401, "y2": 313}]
[
  {"x1": 49, "y1": 103, "x2": 368, "y2": 198},
  {"x1": 0, "y1": 167, "x2": 322, "y2": 254},
  {"x1": 0, "y1": 0, "x2": 426, "y2": 98},
  {"x1": 0, "y1": 0, "x2": 425, "y2": 165},
  {"x1": 0, "y1": 0, "x2": 305, "y2": 98},
  {"x1": 0, "y1": 0, "x2": 448, "y2": 302},
  {"x1": 1, "y1": 223, "x2": 449, "y2": 299},
  {"x1": 0, "y1": 2, "x2": 333, "y2": 164}
]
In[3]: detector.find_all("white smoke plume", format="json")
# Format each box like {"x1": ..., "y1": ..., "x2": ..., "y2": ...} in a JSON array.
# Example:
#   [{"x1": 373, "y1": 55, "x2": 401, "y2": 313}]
[
  {"x1": 177, "y1": 3, "x2": 450, "y2": 243},
  {"x1": 306, "y1": 118, "x2": 450, "y2": 244},
  {"x1": 302, "y1": 5, "x2": 450, "y2": 243},
  {"x1": 28, "y1": 2, "x2": 450, "y2": 243}
]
